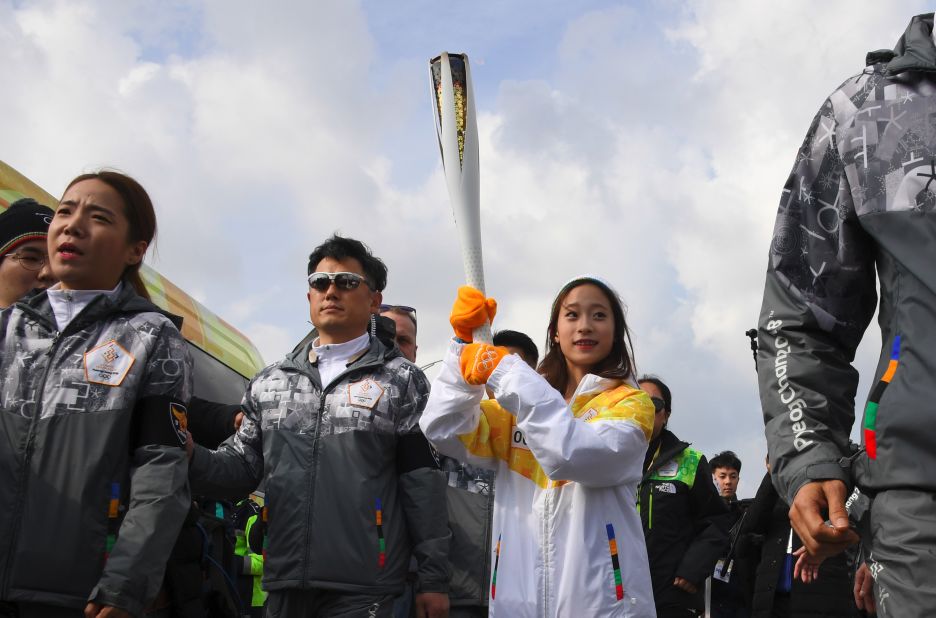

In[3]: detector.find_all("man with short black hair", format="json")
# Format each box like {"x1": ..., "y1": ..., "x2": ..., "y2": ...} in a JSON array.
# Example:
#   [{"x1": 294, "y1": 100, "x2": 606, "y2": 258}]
[
  {"x1": 492, "y1": 330, "x2": 538, "y2": 368},
  {"x1": 708, "y1": 451, "x2": 750, "y2": 618},
  {"x1": 190, "y1": 235, "x2": 450, "y2": 618},
  {"x1": 711, "y1": 451, "x2": 742, "y2": 502},
  {"x1": 638, "y1": 375, "x2": 729, "y2": 617}
]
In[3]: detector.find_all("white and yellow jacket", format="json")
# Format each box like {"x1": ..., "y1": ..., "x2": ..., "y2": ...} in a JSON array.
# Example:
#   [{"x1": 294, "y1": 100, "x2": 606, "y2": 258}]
[{"x1": 420, "y1": 341, "x2": 657, "y2": 617}]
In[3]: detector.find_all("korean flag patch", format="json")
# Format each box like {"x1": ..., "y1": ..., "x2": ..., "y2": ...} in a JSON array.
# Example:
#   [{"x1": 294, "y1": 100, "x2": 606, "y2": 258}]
[
  {"x1": 169, "y1": 403, "x2": 189, "y2": 446},
  {"x1": 84, "y1": 340, "x2": 135, "y2": 386}
]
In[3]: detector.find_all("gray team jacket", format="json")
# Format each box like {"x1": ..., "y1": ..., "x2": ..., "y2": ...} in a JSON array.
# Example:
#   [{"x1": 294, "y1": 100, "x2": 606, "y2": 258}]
[
  {"x1": 189, "y1": 336, "x2": 451, "y2": 595},
  {"x1": 439, "y1": 458, "x2": 494, "y2": 608},
  {"x1": 758, "y1": 13, "x2": 936, "y2": 503},
  {"x1": 0, "y1": 284, "x2": 193, "y2": 615}
]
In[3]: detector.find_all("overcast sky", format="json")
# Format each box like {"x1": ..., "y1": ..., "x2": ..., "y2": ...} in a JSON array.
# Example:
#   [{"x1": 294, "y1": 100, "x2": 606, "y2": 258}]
[{"x1": 2, "y1": 0, "x2": 927, "y2": 496}]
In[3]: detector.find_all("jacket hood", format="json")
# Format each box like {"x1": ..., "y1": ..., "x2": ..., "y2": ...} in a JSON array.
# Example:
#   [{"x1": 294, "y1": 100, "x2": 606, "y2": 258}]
[{"x1": 867, "y1": 13, "x2": 936, "y2": 75}]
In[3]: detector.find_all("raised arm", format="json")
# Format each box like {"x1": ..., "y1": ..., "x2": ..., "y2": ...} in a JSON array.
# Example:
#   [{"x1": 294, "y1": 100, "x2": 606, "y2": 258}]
[{"x1": 489, "y1": 354, "x2": 653, "y2": 488}]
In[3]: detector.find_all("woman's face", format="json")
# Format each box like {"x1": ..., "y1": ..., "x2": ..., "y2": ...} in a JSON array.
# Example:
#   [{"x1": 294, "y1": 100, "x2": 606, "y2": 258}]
[
  {"x1": 555, "y1": 283, "x2": 615, "y2": 374},
  {"x1": 49, "y1": 179, "x2": 147, "y2": 291}
]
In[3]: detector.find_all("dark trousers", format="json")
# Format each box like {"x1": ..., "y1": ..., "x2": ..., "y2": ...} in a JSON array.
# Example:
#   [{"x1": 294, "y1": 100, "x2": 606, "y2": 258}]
[{"x1": 265, "y1": 589, "x2": 395, "y2": 618}]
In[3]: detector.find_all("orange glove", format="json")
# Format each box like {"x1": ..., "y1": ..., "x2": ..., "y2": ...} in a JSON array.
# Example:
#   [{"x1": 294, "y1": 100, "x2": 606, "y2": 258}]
[
  {"x1": 449, "y1": 286, "x2": 497, "y2": 342},
  {"x1": 460, "y1": 343, "x2": 508, "y2": 385}
]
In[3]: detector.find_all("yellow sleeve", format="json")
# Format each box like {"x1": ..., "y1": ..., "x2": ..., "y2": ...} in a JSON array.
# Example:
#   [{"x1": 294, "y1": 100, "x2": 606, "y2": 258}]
[
  {"x1": 458, "y1": 399, "x2": 515, "y2": 462},
  {"x1": 585, "y1": 384, "x2": 655, "y2": 441}
]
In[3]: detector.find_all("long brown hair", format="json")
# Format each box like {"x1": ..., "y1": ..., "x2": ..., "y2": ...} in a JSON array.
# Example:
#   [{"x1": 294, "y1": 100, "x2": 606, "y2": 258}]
[
  {"x1": 538, "y1": 278, "x2": 636, "y2": 394},
  {"x1": 63, "y1": 171, "x2": 156, "y2": 300}
]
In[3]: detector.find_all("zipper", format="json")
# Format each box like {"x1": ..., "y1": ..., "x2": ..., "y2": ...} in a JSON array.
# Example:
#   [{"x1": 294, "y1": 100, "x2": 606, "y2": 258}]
[
  {"x1": 300, "y1": 350, "x2": 386, "y2": 584},
  {"x1": 541, "y1": 488, "x2": 552, "y2": 617},
  {"x1": 649, "y1": 491, "x2": 653, "y2": 529},
  {"x1": 1, "y1": 329, "x2": 62, "y2": 595}
]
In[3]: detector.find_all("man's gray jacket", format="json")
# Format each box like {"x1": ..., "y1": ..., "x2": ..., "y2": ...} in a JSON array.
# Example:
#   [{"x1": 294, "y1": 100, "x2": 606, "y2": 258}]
[
  {"x1": 758, "y1": 13, "x2": 936, "y2": 503},
  {"x1": 0, "y1": 284, "x2": 193, "y2": 614},
  {"x1": 190, "y1": 335, "x2": 451, "y2": 595}
]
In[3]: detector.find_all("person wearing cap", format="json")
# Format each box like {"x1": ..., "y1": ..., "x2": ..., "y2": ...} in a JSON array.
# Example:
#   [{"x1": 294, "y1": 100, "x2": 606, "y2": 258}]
[
  {"x1": 637, "y1": 376, "x2": 730, "y2": 617},
  {"x1": 0, "y1": 198, "x2": 55, "y2": 309},
  {"x1": 420, "y1": 276, "x2": 657, "y2": 617}
]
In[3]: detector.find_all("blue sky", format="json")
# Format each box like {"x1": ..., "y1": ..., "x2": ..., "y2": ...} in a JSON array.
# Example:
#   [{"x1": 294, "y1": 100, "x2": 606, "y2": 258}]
[{"x1": 1, "y1": 0, "x2": 928, "y2": 496}]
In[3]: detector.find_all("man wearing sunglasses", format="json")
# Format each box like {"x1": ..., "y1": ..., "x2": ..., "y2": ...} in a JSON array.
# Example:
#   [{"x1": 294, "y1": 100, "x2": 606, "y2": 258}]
[
  {"x1": 0, "y1": 198, "x2": 55, "y2": 310},
  {"x1": 637, "y1": 375, "x2": 730, "y2": 618},
  {"x1": 190, "y1": 235, "x2": 450, "y2": 618}
]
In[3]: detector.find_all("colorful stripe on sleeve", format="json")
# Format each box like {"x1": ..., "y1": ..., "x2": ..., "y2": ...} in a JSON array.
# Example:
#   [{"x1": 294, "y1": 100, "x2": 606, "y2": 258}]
[
  {"x1": 606, "y1": 523, "x2": 624, "y2": 601},
  {"x1": 863, "y1": 335, "x2": 900, "y2": 460}
]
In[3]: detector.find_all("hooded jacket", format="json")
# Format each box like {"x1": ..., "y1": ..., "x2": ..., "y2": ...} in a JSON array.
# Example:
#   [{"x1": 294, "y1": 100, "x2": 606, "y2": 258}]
[
  {"x1": 638, "y1": 429, "x2": 729, "y2": 612},
  {"x1": 758, "y1": 12, "x2": 936, "y2": 502},
  {"x1": 189, "y1": 335, "x2": 451, "y2": 595},
  {"x1": 420, "y1": 341, "x2": 657, "y2": 618},
  {"x1": 0, "y1": 283, "x2": 193, "y2": 615}
]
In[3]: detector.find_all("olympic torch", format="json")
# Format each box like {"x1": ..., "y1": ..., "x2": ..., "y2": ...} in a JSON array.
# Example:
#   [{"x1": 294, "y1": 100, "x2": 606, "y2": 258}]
[{"x1": 430, "y1": 52, "x2": 492, "y2": 343}]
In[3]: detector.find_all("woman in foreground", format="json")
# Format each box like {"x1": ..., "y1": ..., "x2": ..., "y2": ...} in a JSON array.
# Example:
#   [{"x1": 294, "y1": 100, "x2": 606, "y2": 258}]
[
  {"x1": 420, "y1": 276, "x2": 657, "y2": 617},
  {"x1": 0, "y1": 171, "x2": 192, "y2": 617}
]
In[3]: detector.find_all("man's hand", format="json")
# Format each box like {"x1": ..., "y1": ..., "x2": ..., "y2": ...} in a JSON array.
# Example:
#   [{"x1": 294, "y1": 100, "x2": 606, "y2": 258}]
[
  {"x1": 184, "y1": 430, "x2": 194, "y2": 460},
  {"x1": 234, "y1": 411, "x2": 245, "y2": 431},
  {"x1": 673, "y1": 577, "x2": 698, "y2": 594},
  {"x1": 84, "y1": 603, "x2": 132, "y2": 618},
  {"x1": 414, "y1": 592, "x2": 449, "y2": 618},
  {"x1": 789, "y1": 480, "x2": 859, "y2": 561},
  {"x1": 792, "y1": 546, "x2": 822, "y2": 583},
  {"x1": 854, "y1": 562, "x2": 877, "y2": 614}
]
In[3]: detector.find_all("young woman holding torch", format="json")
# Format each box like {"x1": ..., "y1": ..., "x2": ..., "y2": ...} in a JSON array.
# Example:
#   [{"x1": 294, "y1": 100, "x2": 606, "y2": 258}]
[{"x1": 420, "y1": 277, "x2": 656, "y2": 618}]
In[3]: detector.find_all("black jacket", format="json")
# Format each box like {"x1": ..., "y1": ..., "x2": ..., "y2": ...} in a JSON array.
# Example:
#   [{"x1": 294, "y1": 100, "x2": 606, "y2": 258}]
[
  {"x1": 639, "y1": 429, "x2": 731, "y2": 611},
  {"x1": 741, "y1": 472, "x2": 857, "y2": 618}
]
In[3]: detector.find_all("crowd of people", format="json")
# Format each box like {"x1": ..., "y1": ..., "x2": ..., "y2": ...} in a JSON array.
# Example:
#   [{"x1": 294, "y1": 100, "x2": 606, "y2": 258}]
[{"x1": 4, "y1": 9, "x2": 936, "y2": 618}]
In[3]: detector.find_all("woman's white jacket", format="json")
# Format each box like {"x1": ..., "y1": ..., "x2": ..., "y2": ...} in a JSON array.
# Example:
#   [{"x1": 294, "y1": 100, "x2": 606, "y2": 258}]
[{"x1": 420, "y1": 341, "x2": 657, "y2": 617}]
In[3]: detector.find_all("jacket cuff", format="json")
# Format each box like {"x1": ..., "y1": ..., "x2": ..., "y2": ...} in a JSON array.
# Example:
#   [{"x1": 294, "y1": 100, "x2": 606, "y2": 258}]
[
  {"x1": 784, "y1": 459, "x2": 850, "y2": 505},
  {"x1": 415, "y1": 578, "x2": 450, "y2": 594},
  {"x1": 88, "y1": 584, "x2": 143, "y2": 617},
  {"x1": 487, "y1": 353, "x2": 520, "y2": 394}
]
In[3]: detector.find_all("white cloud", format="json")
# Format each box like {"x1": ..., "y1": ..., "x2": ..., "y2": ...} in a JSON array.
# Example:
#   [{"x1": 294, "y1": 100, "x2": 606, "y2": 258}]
[{"x1": 2, "y1": 0, "x2": 924, "y2": 497}]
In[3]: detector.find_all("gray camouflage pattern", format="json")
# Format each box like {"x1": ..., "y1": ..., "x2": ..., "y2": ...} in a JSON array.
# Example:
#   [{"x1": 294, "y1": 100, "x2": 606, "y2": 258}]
[
  {"x1": 0, "y1": 286, "x2": 192, "y2": 614},
  {"x1": 190, "y1": 337, "x2": 451, "y2": 595},
  {"x1": 759, "y1": 14, "x2": 936, "y2": 615}
]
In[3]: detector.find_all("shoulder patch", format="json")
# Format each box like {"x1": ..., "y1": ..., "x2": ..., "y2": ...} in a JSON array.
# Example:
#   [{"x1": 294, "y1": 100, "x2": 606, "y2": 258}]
[
  {"x1": 170, "y1": 403, "x2": 189, "y2": 445},
  {"x1": 84, "y1": 339, "x2": 135, "y2": 386}
]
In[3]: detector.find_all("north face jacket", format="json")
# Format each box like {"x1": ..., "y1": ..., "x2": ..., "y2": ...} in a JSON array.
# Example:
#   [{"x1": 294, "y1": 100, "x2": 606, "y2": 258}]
[
  {"x1": 0, "y1": 283, "x2": 193, "y2": 615},
  {"x1": 420, "y1": 342, "x2": 657, "y2": 618},
  {"x1": 189, "y1": 335, "x2": 450, "y2": 595},
  {"x1": 758, "y1": 12, "x2": 936, "y2": 502},
  {"x1": 638, "y1": 429, "x2": 729, "y2": 612}
]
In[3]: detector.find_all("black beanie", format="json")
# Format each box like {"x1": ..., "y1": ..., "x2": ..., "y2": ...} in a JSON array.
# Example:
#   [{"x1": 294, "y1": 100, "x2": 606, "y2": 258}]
[{"x1": 0, "y1": 198, "x2": 55, "y2": 257}]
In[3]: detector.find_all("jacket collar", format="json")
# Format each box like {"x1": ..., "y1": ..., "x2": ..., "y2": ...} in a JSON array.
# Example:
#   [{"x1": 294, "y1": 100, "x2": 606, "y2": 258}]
[
  {"x1": 282, "y1": 332, "x2": 396, "y2": 376},
  {"x1": 867, "y1": 13, "x2": 936, "y2": 75},
  {"x1": 643, "y1": 429, "x2": 690, "y2": 481},
  {"x1": 15, "y1": 279, "x2": 182, "y2": 333}
]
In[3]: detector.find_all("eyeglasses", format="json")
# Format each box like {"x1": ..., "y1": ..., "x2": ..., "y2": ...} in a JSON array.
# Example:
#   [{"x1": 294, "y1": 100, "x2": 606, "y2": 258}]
[
  {"x1": 650, "y1": 397, "x2": 666, "y2": 413},
  {"x1": 379, "y1": 304, "x2": 417, "y2": 327},
  {"x1": 307, "y1": 271, "x2": 371, "y2": 292},
  {"x1": 5, "y1": 251, "x2": 48, "y2": 272}
]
